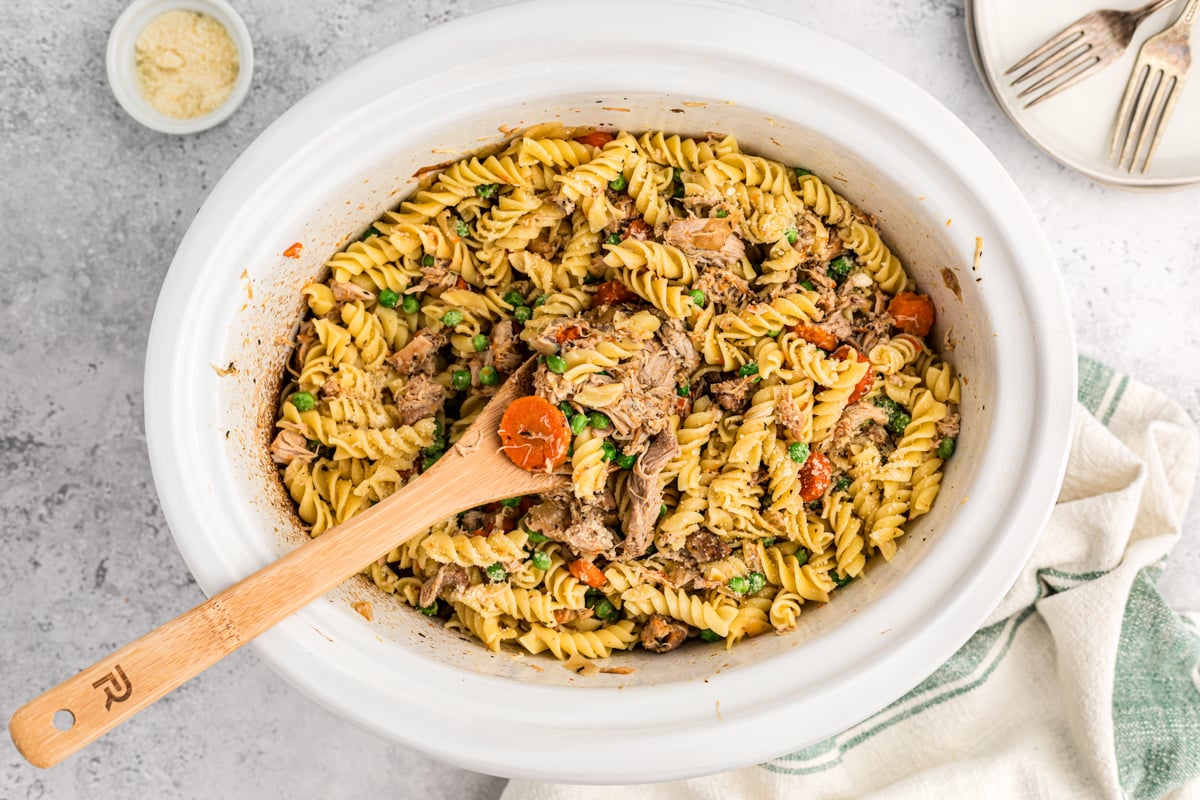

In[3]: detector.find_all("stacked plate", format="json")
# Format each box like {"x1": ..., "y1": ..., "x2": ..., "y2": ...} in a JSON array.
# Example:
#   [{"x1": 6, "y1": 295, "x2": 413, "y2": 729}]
[{"x1": 966, "y1": 0, "x2": 1200, "y2": 190}]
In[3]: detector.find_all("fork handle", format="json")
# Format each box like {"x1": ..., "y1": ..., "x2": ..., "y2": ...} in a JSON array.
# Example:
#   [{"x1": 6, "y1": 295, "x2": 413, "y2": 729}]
[
  {"x1": 1131, "y1": 0, "x2": 1185, "y2": 25},
  {"x1": 1171, "y1": 0, "x2": 1200, "y2": 34}
]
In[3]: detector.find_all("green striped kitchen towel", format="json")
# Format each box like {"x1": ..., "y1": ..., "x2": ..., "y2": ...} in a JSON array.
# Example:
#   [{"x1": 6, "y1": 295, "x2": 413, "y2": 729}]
[{"x1": 504, "y1": 357, "x2": 1200, "y2": 800}]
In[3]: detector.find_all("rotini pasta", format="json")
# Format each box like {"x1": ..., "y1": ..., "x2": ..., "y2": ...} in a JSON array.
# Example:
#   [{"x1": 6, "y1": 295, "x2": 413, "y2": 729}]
[{"x1": 271, "y1": 126, "x2": 961, "y2": 662}]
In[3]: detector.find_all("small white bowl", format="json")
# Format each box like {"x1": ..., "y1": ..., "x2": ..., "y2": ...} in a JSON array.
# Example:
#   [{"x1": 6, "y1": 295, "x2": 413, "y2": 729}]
[{"x1": 106, "y1": 0, "x2": 253, "y2": 135}]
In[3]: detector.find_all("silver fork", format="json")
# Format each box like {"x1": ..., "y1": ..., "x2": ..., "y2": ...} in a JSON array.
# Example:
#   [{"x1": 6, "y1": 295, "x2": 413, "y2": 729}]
[
  {"x1": 1006, "y1": 0, "x2": 1179, "y2": 108},
  {"x1": 1110, "y1": 0, "x2": 1200, "y2": 172}
]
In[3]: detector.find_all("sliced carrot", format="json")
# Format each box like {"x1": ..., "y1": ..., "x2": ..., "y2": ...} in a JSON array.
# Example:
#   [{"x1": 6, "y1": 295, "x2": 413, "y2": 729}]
[
  {"x1": 889, "y1": 292, "x2": 935, "y2": 337},
  {"x1": 454, "y1": 276, "x2": 469, "y2": 291},
  {"x1": 283, "y1": 242, "x2": 303, "y2": 259},
  {"x1": 568, "y1": 558, "x2": 607, "y2": 588},
  {"x1": 574, "y1": 131, "x2": 615, "y2": 148},
  {"x1": 590, "y1": 280, "x2": 638, "y2": 308},
  {"x1": 555, "y1": 323, "x2": 584, "y2": 343},
  {"x1": 799, "y1": 453, "x2": 833, "y2": 502},
  {"x1": 499, "y1": 396, "x2": 571, "y2": 472},
  {"x1": 623, "y1": 219, "x2": 650, "y2": 240},
  {"x1": 790, "y1": 322, "x2": 838, "y2": 352},
  {"x1": 833, "y1": 345, "x2": 874, "y2": 404}
]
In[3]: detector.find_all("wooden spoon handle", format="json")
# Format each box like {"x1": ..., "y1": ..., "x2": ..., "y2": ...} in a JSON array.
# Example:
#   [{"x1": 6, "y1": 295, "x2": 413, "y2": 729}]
[{"x1": 9, "y1": 446, "x2": 502, "y2": 768}]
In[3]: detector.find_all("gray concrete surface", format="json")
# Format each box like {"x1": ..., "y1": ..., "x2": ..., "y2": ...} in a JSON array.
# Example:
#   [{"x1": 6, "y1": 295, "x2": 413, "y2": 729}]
[{"x1": 2, "y1": 1, "x2": 1198, "y2": 798}]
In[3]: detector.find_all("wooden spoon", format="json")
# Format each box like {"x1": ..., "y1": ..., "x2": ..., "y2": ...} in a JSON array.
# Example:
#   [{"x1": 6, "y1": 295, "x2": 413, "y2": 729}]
[{"x1": 9, "y1": 358, "x2": 566, "y2": 768}]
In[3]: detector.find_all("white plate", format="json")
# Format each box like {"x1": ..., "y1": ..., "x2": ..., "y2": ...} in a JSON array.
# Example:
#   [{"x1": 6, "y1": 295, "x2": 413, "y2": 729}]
[{"x1": 970, "y1": 0, "x2": 1200, "y2": 188}]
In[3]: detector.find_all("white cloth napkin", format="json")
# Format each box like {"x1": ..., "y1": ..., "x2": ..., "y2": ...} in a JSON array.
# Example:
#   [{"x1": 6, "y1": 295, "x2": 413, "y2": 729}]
[{"x1": 502, "y1": 357, "x2": 1200, "y2": 800}]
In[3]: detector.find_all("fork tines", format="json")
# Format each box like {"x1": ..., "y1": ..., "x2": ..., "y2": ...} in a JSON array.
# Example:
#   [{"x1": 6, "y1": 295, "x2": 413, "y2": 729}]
[
  {"x1": 1007, "y1": 23, "x2": 1109, "y2": 108},
  {"x1": 1110, "y1": 63, "x2": 1184, "y2": 173}
]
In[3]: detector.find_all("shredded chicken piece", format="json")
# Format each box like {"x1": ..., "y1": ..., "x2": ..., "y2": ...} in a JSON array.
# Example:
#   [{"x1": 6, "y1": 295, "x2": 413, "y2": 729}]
[
  {"x1": 621, "y1": 431, "x2": 680, "y2": 559},
  {"x1": 775, "y1": 387, "x2": 809, "y2": 442},
  {"x1": 393, "y1": 374, "x2": 446, "y2": 425},
  {"x1": 553, "y1": 607, "x2": 594, "y2": 626},
  {"x1": 685, "y1": 530, "x2": 732, "y2": 563},
  {"x1": 331, "y1": 280, "x2": 376, "y2": 302},
  {"x1": 386, "y1": 330, "x2": 446, "y2": 376},
  {"x1": 487, "y1": 319, "x2": 525, "y2": 374},
  {"x1": 693, "y1": 267, "x2": 753, "y2": 307},
  {"x1": 937, "y1": 406, "x2": 961, "y2": 440},
  {"x1": 418, "y1": 563, "x2": 469, "y2": 608},
  {"x1": 640, "y1": 614, "x2": 689, "y2": 653},
  {"x1": 665, "y1": 218, "x2": 745, "y2": 268},
  {"x1": 710, "y1": 376, "x2": 755, "y2": 412},
  {"x1": 269, "y1": 429, "x2": 315, "y2": 466},
  {"x1": 824, "y1": 402, "x2": 891, "y2": 454}
]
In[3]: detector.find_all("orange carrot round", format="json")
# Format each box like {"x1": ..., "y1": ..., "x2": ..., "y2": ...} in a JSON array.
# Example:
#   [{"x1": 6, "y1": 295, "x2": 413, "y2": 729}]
[
  {"x1": 791, "y1": 322, "x2": 838, "y2": 351},
  {"x1": 568, "y1": 558, "x2": 607, "y2": 588},
  {"x1": 499, "y1": 396, "x2": 571, "y2": 472},
  {"x1": 590, "y1": 281, "x2": 638, "y2": 308},
  {"x1": 574, "y1": 131, "x2": 615, "y2": 148},
  {"x1": 834, "y1": 345, "x2": 874, "y2": 404},
  {"x1": 799, "y1": 453, "x2": 833, "y2": 502},
  {"x1": 889, "y1": 292, "x2": 935, "y2": 337}
]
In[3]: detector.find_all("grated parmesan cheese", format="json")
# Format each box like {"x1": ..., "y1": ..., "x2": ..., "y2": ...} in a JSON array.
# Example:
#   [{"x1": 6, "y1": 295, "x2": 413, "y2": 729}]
[{"x1": 135, "y1": 10, "x2": 239, "y2": 119}]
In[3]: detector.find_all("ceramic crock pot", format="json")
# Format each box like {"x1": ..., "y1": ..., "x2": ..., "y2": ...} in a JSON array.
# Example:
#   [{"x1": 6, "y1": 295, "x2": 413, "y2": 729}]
[{"x1": 144, "y1": 0, "x2": 1076, "y2": 783}]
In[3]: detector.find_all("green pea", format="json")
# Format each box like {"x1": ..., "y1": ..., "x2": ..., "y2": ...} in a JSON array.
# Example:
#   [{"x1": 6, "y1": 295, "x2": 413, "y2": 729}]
[
  {"x1": 360, "y1": 225, "x2": 381, "y2": 241},
  {"x1": 659, "y1": 503, "x2": 668, "y2": 519},
  {"x1": 377, "y1": 289, "x2": 399, "y2": 308},
  {"x1": 737, "y1": 362, "x2": 759, "y2": 378},
  {"x1": 583, "y1": 273, "x2": 601, "y2": 285},
  {"x1": 455, "y1": 219, "x2": 469, "y2": 238},
  {"x1": 616, "y1": 452, "x2": 637, "y2": 469},
  {"x1": 531, "y1": 549, "x2": 551, "y2": 571},
  {"x1": 558, "y1": 401, "x2": 574, "y2": 417},
  {"x1": 785, "y1": 227, "x2": 798, "y2": 244},
  {"x1": 888, "y1": 412, "x2": 911, "y2": 436},
  {"x1": 608, "y1": 174, "x2": 628, "y2": 191},
  {"x1": 503, "y1": 290, "x2": 525, "y2": 307},
  {"x1": 569, "y1": 413, "x2": 588, "y2": 435},
  {"x1": 800, "y1": 280, "x2": 815, "y2": 291},
  {"x1": 761, "y1": 536, "x2": 776, "y2": 548},
  {"x1": 587, "y1": 412, "x2": 610, "y2": 429},
  {"x1": 689, "y1": 289, "x2": 706, "y2": 308},
  {"x1": 833, "y1": 475, "x2": 853, "y2": 494},
  {"x1": 714, "y1": 208, "x2": 729, "y2": 218},
  {"x1": 795, "y1": 167, "x2": 813, "y2": 177},
  {"x1": 545, "y1": 354, "x2": 567, "y2": 375},
  {"x1": 728, "y1": 576, "x2": 750, "y2": 594},
  {"x1": 289, "y1": 391, "x2": 315, "y2": 412},
  {"x1": 514, "y1": 306, "x2": 532, "y2": 323},
  {"x1": 526, "y1": 530, "x2": 548, "y2": 543},
  {"x1": 485, "y1": 562, "x2": 507, "y2": 582},
  {"x1": 442, "y1": 310, "x2": 464, "y2": 327},
  {"x1": 832, "y1": 571, "x2": 854, "y2": 588},
  {"x1": 766, "y1": 330, "x2": 781, "y2": 337},
  {"x1": 672, "y1": 167, "x2": 683, "y2": 182},
  {"x1": 828, "y1": 255, "x2": 853, "y2": 284},
  {"x1": 788, "y1": 442, "x2": 809, "y2": 464},
  {"x1": 421, "y1": 254, "x2": 435, "y2": 267},
  {"x1": 699, "y1": 629, "x2": 722, "y2": 643},
  {"x1": 533, "y1": 294, "x2": 547, "y2": 307},
  {"x1": 401, "y1": 294, "x2": 420, "y2": 314},
  {"x1": 475, "y1": 183, "x2": 498, "y2": 199},
  {"x1": 418, "y1": 602, "x2": 439, "y2": 616},
  {"x1": 795, "y1": 548, "x2": 810, "y2": 566},
  {"x1": 472, "y1": 334, "x2": 489, "y2": 352},
  {"x1": 938, "y1": 437, "x2": 956, "y2": 459},
  {"x1": 451, "y1": 369, "x2": 471, "y2": 390},
  {"x1": 746, "y1": 571, "x2": 766, "y2": 593},
  {"x1": 479, "y1": 366, "x2": 499, "y2": 386},
  {"x1": 605, "y1": 233, "x2": 622, "y2": 245},
  {"x1": 676, "y1": 382, "x2": 690, "y2": 398},
  {"x1": 500, "y1": 497, "x2": 521, "y2": 508},
  {"x1": 593, "y1": 598, "x2": 618, "y2": 621},
  {"x1": 601, "y1": 441, "x2": 617, "y2": 462}
]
